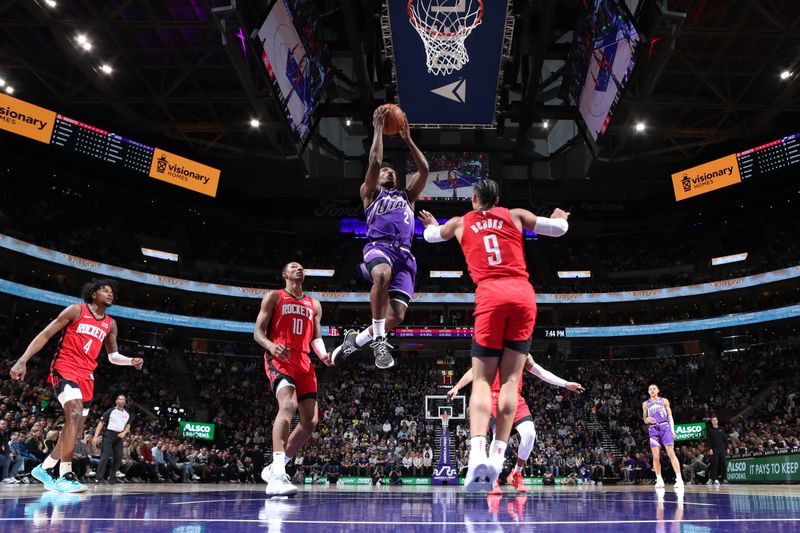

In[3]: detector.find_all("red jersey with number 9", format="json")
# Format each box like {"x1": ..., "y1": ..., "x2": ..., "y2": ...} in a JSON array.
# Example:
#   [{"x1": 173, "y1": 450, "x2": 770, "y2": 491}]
[
  {"x1": 52, "y1": 304, "x2": 113, "y2": 377},
  {"x1": 460, "y1": 207, "x2": 529, "y2": 285},
  {"x1": 265, "y1": 290, "x2": 315, "y2": 372}
]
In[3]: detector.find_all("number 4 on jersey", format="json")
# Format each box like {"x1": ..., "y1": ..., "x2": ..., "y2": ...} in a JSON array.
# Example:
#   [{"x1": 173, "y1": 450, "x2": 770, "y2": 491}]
[{"x1": 83, "y1": 339, "x2": 93, "y2": 354}]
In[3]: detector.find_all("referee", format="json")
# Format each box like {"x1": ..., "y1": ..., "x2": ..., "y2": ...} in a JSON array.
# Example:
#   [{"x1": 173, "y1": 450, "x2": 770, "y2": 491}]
[{"x1": 93, "y1": 394, "x2": 132, "y2": 483}]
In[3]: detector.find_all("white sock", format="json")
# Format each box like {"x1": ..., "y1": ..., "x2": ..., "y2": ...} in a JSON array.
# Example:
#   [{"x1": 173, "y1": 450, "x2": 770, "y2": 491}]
[
  {"x1": 372, "y1": 319, "x2": 386, "y2": 338},
  {"x1": 42, "y1": 455, "x2": 58, "y2": 470},
  {"x1": 514, "y1": 465, "x2": 523, "y2": 474},
  {"x1": 656, "y1": 475, "x2": 664, "y2": 482},
  {"x1": 355, "y1": 329, "x2": 373, "y2": 347},
  {"x1": 489, "y1": 440, "x2": 507, "y2": 462},
  {"x1": 284, "y1": 455, "x2": 292, "y2": 466},
  {"x1": 59, "y1": 461, "x2": 72, "y2": 478},
  {"x1": 272, "y1": 453, "x2": 286, "y2": 476},
  {"x1": 469, "y1": 436, "x2": 487, "y2": 462}
]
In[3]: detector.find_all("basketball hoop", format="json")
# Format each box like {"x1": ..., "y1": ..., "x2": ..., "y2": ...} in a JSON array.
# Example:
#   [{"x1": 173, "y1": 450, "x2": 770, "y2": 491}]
[
  {"x1": 407, "y1": 0, "x2": 484, "y2": 76},
  {"x1": 439, "y1": 411, "x2": 451, "y2": 428}
]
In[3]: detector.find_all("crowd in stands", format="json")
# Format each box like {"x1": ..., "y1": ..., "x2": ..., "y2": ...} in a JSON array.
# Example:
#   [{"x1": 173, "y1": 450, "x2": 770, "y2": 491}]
[
  {"x1": 1, "y1": 301, "x2": 798, "y2": 488},
  {"x1": 3, "y1": 168, "x2": 800, "y2": 298}
]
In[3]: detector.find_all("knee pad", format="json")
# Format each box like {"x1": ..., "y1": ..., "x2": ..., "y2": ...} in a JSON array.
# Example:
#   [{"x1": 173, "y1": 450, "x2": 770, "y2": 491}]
[{"x1": 516, "y1": 421, "x2": 536, "y2": 461}]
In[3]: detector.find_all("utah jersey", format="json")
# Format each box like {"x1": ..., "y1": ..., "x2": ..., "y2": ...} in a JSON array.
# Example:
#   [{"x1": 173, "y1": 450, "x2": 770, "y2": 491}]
[
  {"x1": 646, "y1": 397, "x2": 670, "y2": 425},
  {"x1": 460, "y1": 207, "x2": 529, "y2": 285},
  {"x1": 52, "y1": 304, "x2": 112, "y2": 376},
  {"x1": 365, "y1": 188, "x2": 414, "y2": 247},
  {"x1": 265, "y1": 290, "x2": 316, "y2": 372}
]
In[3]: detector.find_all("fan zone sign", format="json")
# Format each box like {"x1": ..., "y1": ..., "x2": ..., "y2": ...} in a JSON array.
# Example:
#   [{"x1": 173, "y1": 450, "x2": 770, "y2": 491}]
[{"x1": 385, "y1": 0, "x2": 511, "y2": 127}]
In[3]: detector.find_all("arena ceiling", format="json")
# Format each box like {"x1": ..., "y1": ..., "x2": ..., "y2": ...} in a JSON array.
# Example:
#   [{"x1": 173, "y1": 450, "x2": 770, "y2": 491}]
[{"x1": 1, "y1": 0, "x2": 799, "y2": 189}]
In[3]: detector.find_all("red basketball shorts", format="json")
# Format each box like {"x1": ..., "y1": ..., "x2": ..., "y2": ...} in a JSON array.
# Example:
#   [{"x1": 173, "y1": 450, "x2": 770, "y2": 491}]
[
  {"x1": 264, "y1": 356, "x2": 318, "y2": 402},
  {"x1": 472, "y1": 278, "x2": 537, "y2": 357}
]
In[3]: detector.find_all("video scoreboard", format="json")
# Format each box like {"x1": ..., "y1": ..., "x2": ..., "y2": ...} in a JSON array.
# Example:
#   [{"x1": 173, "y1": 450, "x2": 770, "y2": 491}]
[
  {"x1": 672, "y1": 131, "x2": 800, "y2": 201},
  {"x1": 0, "y1": 93, "x2": 220, "y2": 197}
]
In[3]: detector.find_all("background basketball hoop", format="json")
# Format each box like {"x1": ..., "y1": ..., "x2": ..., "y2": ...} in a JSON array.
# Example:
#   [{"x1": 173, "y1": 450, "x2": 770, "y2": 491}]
[
  {"x1": 407, "y1": 0, "x2": 484, "y2": 76},
  {"x1": 439, "y1": 411, "x2": 451, "y2": 428}
]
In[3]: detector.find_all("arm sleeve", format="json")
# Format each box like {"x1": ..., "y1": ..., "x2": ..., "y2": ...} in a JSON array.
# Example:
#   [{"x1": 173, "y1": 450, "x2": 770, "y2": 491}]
[
  {"x1": 108, "y1": 352, "x2": 133, "y2": 366},
  {"x1": 528, "y1": 362, "x2": 568, "y2": 388}
]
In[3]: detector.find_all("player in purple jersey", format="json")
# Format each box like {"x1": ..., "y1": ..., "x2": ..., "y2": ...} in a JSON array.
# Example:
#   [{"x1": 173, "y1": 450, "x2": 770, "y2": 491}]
[
  {"x1": 332, "y1": 106, "x2": 429, "y2": 369},
  {"x1": 642, "y1": 384, "x2": 684, "y2": 489}
]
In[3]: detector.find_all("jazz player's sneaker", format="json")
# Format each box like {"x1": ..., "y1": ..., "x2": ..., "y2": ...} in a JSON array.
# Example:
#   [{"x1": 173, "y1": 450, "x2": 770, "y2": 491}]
[
  {"x1": 52, "y1": 473, "x2": 87, "y2": 493},
  {"x1": 265, "y1": 473, "x2": 298, "y2": 497},
  {"x1": 371, "y1": 335, "x2": 395, "y2": 369},
  {"x1": 654, "y1": 478, "x2": 665, "y2": 489},
  {"x1": 331, "y1": 330, "x2": 359, "y2": 366},
  {"x1": 674, "y1": 477, "x2": 684, "y2": 489},
  {"x1": 31, "y1": 464, "x2": 56, "y2": 491},
  {"x1": 507, "y1": 470, "x2": 527, "y2": 493}
]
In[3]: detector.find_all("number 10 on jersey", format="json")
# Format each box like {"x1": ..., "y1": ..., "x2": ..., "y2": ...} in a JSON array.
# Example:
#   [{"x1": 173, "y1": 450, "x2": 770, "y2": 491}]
[{"x1": 292, "y1": 318, "x2": 304, "y2": 335}]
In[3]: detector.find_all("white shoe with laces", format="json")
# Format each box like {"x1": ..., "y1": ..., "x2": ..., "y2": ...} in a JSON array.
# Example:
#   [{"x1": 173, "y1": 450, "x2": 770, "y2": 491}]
[
  {"x1": 655, "y1": 478, "x2": 665, "y2": 489},
  {"x1": 371, "y1": 336, "x2": 395, "y2": 369},
  {"x1": 266, "y1": 473, "x2": 298, "y2": 497}
]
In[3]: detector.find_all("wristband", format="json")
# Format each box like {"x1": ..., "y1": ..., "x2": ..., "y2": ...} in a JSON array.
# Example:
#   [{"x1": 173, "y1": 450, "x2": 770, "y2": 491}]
[
  {"x1": 423, "y1": 225, "x2": 445, "y2": 243},
  {"x1": 533, "y1": 217, "x2": 568, "y2": 237},
  {"x1": 311, "y1": 338, "x2": 327, "y2": 357}
]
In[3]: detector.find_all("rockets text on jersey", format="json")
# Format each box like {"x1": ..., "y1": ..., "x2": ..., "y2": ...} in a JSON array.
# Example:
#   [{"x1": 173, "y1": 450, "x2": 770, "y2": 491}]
[
  {"x1": 266, "y1": 290, "x2": 316, "y2": 370},
  {"x1": 52, "y1": 304, "x2": 113, "y2": 376}
]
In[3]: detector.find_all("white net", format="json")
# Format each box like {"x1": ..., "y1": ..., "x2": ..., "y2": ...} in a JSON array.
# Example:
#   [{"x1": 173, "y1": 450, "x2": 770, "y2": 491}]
[
  {"x1": 440, "y1": 412, "x2": 451, "y2": 428},
  {"x1": 408, "y1": 0, "x2": 484, "y2": 76}
]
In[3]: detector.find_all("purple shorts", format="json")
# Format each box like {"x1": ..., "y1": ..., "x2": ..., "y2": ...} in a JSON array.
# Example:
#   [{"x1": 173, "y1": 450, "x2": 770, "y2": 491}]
[
  {"x1": 359, "y1": 241, "x2": 416, "y2": 304},
  {"x1": 648, "y1": 423, "x2": 674, "y2": 448}
]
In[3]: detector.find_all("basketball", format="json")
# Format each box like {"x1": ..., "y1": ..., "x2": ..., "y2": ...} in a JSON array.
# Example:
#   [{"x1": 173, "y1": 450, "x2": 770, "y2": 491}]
[{"x1": 381, "y1": 104, "x2": 406, "y2": 136}]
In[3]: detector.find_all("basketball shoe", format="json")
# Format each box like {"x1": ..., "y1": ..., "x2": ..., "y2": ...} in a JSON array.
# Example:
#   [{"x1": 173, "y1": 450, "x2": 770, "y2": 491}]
[
  {"x1": 331, "y1": 330, "x2": 359, "y2": 366},
  {"x1": 31, "y1": 464, "x2": 56, "y2": 491},
  {"x1": 370, "y1": 336, "x2": 395, "y2": 369},
  {"x1": 464, "y1": 457, "x2": 499, "y2": 492},
  {"x1": 507, "y1": 470, "x2": 527, "y2": 493},
  {"x1": 266, "y1": 473, "x2": 298, "y2": 497},
  {"x1": 52, "y1": 473, "x2": 87, "y2": 493}
]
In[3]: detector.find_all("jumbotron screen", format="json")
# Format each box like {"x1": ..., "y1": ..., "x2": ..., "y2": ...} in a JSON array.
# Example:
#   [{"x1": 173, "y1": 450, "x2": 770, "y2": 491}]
[
  {"x1": 408, "y1": 151, "x2": 489, "y2": 201},
  {"x1": 567, "y1": 0, "x2": 641, "y2": 141},
  {"x1": 258, "y1": 0, "x2": 331, "y2": 148}
]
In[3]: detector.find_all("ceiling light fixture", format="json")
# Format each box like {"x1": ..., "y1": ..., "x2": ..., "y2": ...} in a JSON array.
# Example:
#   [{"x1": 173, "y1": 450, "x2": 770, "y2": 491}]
[{"x1": 249, "y1": 118, "x2": 260, "y2": 128}]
